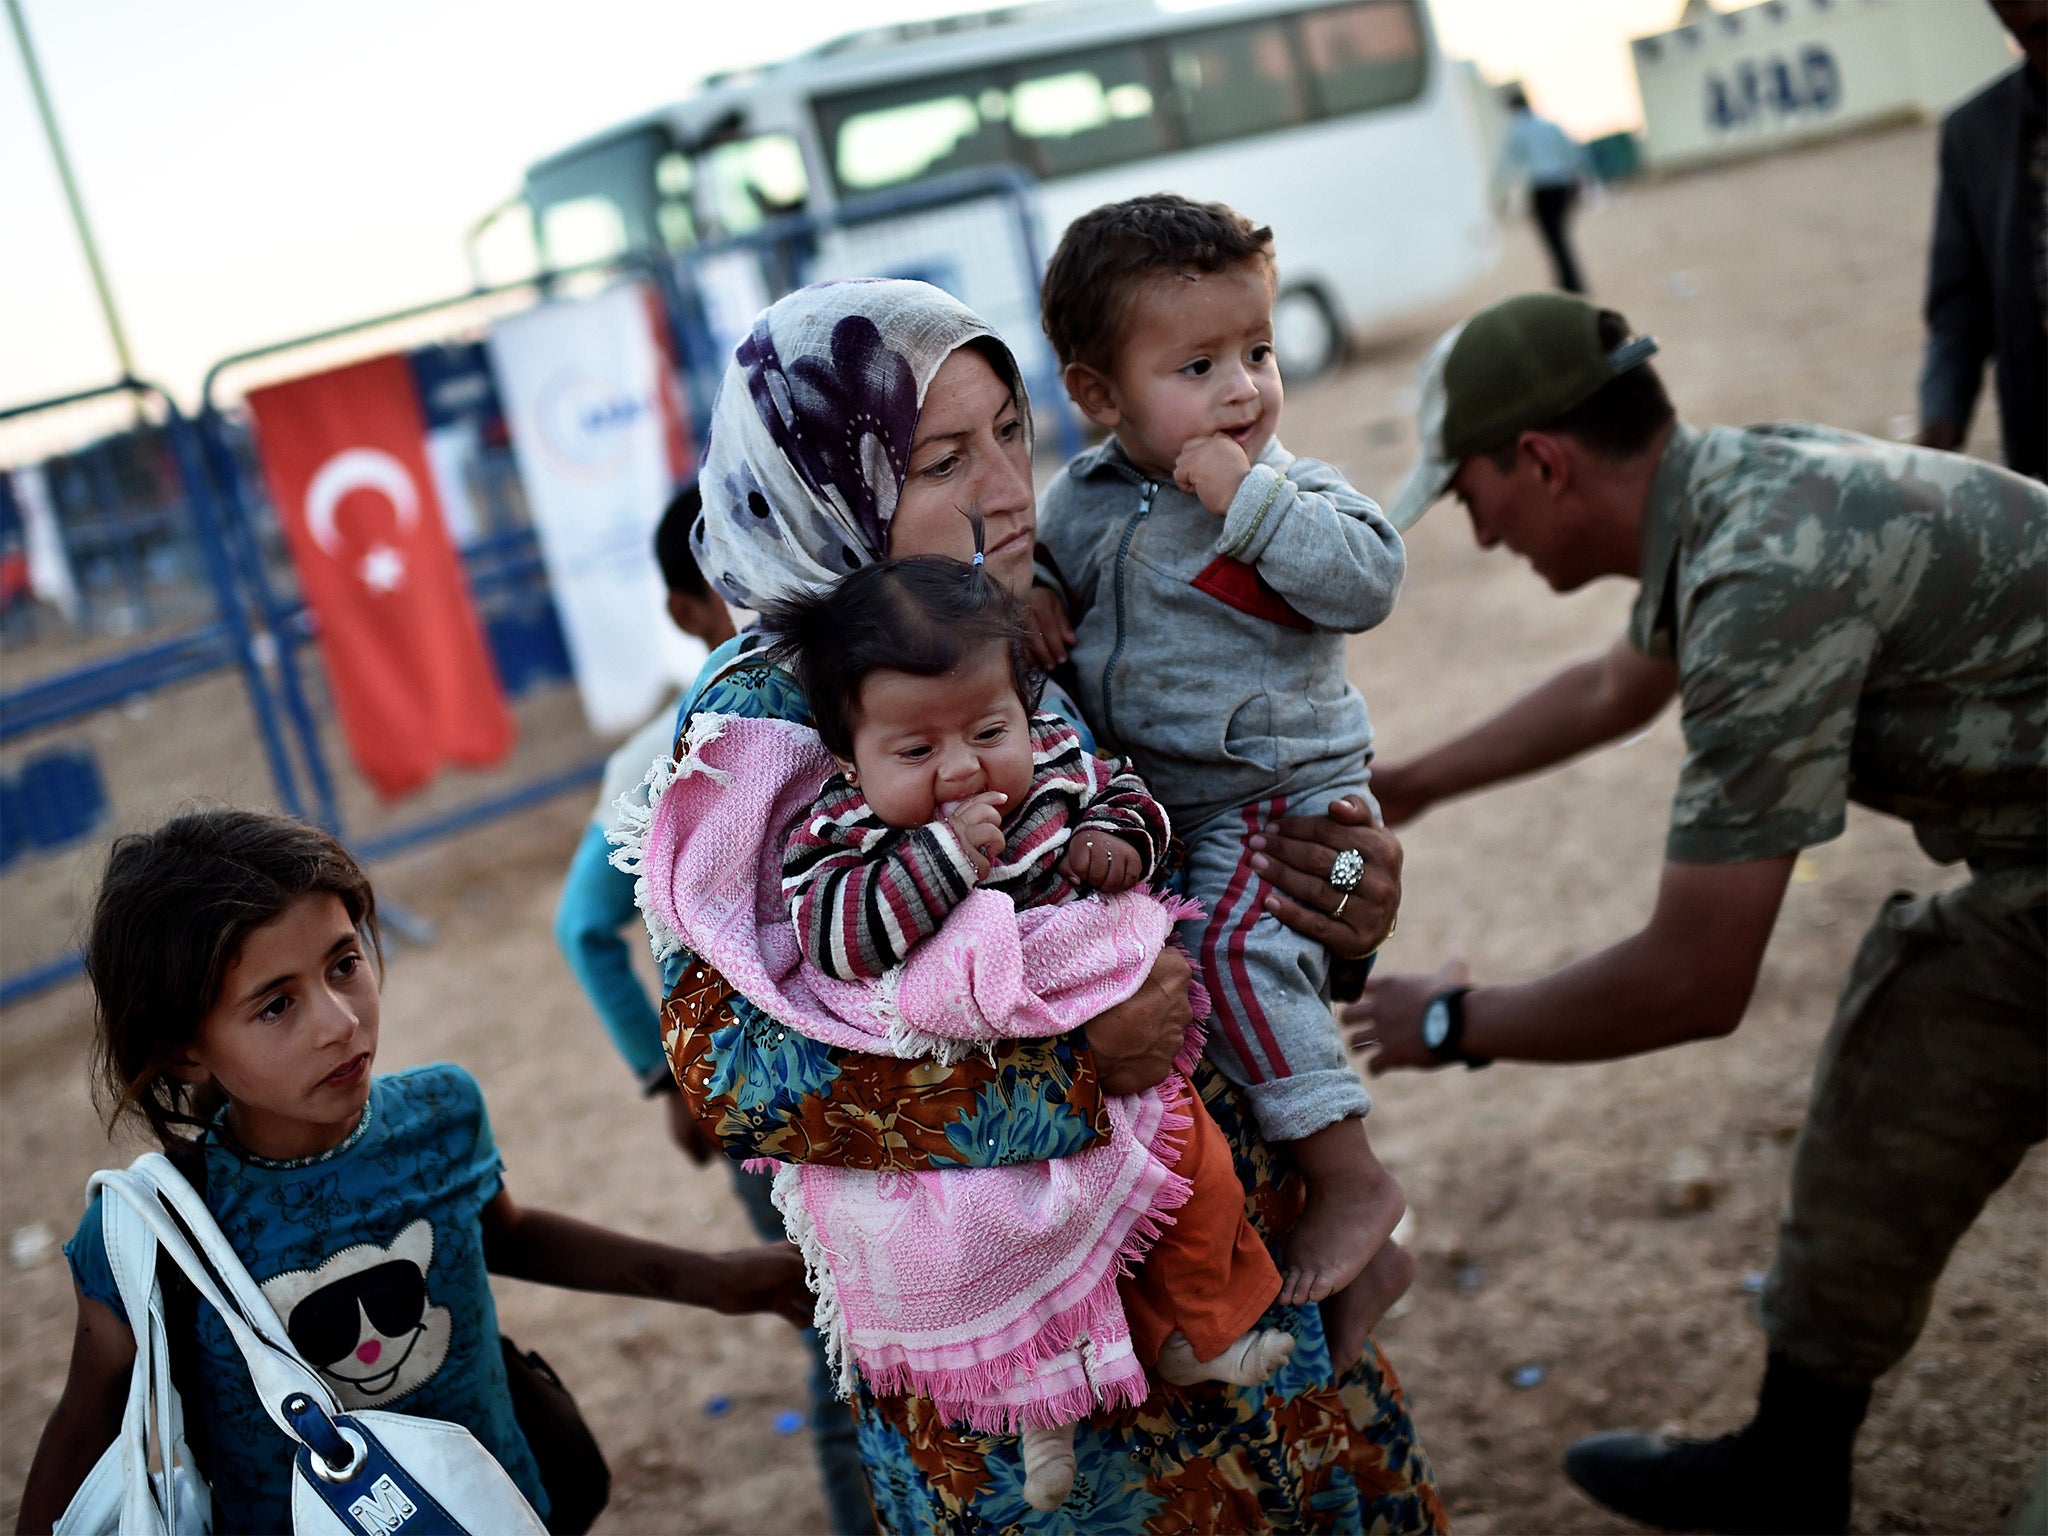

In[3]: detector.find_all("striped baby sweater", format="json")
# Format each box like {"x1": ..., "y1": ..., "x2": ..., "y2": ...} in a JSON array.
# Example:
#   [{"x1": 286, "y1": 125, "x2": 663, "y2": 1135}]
[{"x1": 783, "y1": 713, "x2": 1170, "y2": 982}]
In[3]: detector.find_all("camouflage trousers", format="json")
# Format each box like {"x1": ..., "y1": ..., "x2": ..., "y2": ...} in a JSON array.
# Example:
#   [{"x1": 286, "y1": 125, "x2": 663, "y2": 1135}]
[{"x1": 1760, "y1": 879, "x2": 2047, "y2": 1386}]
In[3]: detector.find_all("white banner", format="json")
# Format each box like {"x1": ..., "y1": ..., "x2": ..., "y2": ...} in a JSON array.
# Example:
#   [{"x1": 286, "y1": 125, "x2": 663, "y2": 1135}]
[
  {"x1": 11, "y1": 463, "x2": 79, "y2": 623},
  {"x1": 488, "y1": 284, "x2": 703, "y2": 735}
]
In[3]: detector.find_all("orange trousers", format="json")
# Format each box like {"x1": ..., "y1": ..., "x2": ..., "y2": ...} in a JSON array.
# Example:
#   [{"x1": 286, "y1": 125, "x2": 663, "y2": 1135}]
[{"x1": 1117, "y1": 1078, "x2": 1281, "y2": 1365}]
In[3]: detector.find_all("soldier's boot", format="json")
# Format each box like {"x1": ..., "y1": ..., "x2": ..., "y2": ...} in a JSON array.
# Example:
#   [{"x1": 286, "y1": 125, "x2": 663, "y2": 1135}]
[{"x1": 1561, "y1": 1352, "x2": 1870, "y2": 1534}]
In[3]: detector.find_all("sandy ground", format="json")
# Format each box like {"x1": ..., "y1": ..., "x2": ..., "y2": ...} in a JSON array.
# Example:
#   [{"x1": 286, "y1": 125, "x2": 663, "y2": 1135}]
[{"x1": 3, "y1": 121, "x2": 2042, "y2": 1533}]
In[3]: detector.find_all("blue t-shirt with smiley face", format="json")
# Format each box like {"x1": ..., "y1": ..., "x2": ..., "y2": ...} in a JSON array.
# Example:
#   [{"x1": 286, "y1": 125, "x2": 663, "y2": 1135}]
[{"x1": 65, "y1": 1064, "x2": 548, "y2": 1533}]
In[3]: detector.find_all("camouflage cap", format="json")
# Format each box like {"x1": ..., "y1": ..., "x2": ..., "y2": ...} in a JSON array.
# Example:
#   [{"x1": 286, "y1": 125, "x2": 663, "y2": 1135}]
[{"x1": 1387, "y1": 293, "x2": 1659, "y2": 529}]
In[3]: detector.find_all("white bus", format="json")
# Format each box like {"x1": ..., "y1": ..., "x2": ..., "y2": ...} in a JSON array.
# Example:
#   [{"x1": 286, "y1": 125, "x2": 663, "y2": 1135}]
[{"x1": 516, "y1": 0, "x2": 1498, "y2": 378}]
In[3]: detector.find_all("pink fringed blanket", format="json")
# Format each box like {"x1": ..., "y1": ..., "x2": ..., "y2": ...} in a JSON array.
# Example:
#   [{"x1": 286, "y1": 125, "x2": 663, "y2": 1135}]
[{"x1": 619, "y1": 712, "x2": 1202, "y2": 1431}]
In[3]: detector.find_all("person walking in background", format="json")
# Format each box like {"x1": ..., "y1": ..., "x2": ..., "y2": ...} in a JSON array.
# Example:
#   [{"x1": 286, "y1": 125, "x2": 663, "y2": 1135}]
[
  {"x1": 551, "y1": 486, "x2": 878, "y2": 1536},
  {"x1": 1915, "y1": 0, "x2": 2046, "y2": 480},
  {"x1": 1497, "y1": 85, "x2": 1591, "y2": 295}
]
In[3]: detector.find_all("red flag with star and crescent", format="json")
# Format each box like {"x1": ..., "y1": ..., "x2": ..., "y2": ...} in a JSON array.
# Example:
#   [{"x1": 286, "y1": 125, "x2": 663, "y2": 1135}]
[{"x1": 248, "y1": 354, "x2": 514, "y2": 800}]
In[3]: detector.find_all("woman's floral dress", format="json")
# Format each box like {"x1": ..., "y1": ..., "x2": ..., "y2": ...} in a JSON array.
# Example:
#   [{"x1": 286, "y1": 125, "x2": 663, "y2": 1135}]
[{"x1": 659, "y1": 642, "x2": 1446, "y2": 1534}]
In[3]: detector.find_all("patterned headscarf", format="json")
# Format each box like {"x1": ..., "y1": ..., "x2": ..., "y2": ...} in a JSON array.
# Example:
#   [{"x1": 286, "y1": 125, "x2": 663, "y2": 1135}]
[{"x1": 693, "y1": 279, "x2": 1025, "y2": 610}]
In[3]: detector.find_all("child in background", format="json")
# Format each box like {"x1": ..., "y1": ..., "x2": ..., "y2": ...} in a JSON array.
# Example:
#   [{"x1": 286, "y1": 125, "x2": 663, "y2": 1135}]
[
  {"x1": 1034, "y1": 193, "x2": 1406, "y2": 1368},
  {"x1": 768, "y1": 553, "x2": 1295, "y2": 1512},
  {"x1": 552, "y1": 484, "x2": 875, "y2": 1536},
  {"x1": 19, "y1": 808, "x2": 807, "y2": 1536},
  {"x1": 558, "y1": 484, "x2": 737, "y2": 1129}
]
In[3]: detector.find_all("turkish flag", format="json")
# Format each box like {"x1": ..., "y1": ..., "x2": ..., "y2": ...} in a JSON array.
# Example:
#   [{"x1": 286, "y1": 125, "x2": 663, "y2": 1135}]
[{"x1": 249, "y1": 355, "x2": 514, "y2": 800}]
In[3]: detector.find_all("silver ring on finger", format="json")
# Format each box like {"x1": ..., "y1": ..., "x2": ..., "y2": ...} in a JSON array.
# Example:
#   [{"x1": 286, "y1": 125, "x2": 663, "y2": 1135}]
[
  {"x1": 1332, "y1": 890, "x2": 1351, "y2": 918},
  {"x1": 1328, "y1": 848, "x2": 1367, "y2": 893}
]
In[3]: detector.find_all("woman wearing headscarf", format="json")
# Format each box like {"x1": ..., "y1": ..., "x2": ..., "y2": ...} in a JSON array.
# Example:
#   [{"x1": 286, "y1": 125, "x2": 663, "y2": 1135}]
[{"x1": 651, "y1": 281, "x2": 1440, "y2": 1532}]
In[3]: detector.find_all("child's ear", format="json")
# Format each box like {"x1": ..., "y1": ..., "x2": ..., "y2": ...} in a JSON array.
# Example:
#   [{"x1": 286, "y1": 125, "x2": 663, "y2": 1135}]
[
  {"x1": 830, "y1": 752, "x2": 861, "y2": 787},
  {"x1": 162, "y1": 1049, "x2": 211, "y2": 1087},
  {"x1": 1063, "y1": 363, "x2": 1120, "y2": 431}
]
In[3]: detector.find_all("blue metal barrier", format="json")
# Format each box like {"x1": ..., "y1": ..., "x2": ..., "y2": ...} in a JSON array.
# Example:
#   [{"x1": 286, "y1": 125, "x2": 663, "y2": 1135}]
[{"x1": 0, "y1": 377, "x2": 306, "y2": 1006}]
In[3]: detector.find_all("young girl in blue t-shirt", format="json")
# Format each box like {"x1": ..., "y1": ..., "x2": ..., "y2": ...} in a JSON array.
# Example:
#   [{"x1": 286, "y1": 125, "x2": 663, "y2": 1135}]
[{"x1": 16, "y1": 807, "x2": 810, "y2": 1535}]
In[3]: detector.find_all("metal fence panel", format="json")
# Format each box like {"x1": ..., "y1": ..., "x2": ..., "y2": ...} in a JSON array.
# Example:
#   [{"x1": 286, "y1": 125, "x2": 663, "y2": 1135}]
[{"x1": 0, "y1": 382, "x2": 303, "y2": 1005}]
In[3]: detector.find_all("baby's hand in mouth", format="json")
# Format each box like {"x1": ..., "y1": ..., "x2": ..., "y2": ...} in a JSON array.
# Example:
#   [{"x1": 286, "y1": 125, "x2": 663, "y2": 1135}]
[{"x1": 1174, "y1": 433, "x2": 1254, "y2": 516}]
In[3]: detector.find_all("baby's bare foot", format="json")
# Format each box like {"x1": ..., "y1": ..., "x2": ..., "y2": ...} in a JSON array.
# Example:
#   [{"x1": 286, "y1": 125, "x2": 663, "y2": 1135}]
[
  {"x1": 1320, "y1": 1240, "x2": 1417, "y2": 1372},
  {"x1": 1157, "y1": 1327, "x2": 1296, "y2": 1387},
  {"x1": 1020, "y1": 1422, "x2": 1077, "y2": 1511}
]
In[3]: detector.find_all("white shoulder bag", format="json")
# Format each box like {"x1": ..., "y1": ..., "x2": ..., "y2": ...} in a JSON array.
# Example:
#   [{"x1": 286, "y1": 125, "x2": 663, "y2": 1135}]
[
  {"x1": 54, "y1": 1158, "x2": 210, "y2": 1536},
  {"x1": 58, "y1": 1153, "x2": 547, "y2": 1536}
]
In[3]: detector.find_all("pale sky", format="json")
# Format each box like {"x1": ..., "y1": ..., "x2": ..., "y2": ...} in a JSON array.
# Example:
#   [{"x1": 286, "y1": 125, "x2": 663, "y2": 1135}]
[{"x1": 0, "y1": 0, "x2": 1681, "y2": 412}]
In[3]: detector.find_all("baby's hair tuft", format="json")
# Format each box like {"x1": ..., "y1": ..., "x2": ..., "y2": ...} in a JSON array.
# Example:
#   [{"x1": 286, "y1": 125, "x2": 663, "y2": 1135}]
[{"x1": 761, "y1": 557, "x2": 1041, "y2": 761}]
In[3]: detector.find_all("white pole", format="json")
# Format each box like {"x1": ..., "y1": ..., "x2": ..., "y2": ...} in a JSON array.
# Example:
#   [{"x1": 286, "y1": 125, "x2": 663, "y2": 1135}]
[{"x1": 7, "y1": 0, "x2": 138, "y2": 380}]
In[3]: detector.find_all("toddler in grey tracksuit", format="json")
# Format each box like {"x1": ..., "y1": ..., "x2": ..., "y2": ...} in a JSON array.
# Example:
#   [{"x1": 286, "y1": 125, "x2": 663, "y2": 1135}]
[{"x1": 1032, "y1": 195, "x2": 1404, "y2": 1343}]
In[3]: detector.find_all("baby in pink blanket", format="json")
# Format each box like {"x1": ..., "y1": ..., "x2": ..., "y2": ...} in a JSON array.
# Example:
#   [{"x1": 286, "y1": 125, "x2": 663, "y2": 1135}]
[{"x1": 761, "y1": 552, "x2": 1294, "y2": 1510}]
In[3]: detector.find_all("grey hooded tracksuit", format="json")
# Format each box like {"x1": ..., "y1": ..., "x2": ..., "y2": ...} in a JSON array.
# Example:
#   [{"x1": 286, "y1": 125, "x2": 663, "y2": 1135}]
[{"x1": 1039, "y1": 437, "x2": 1405, "y2": 1142}]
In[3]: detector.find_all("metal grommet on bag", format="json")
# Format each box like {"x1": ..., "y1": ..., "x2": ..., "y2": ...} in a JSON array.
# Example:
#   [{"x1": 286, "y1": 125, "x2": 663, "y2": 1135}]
[
  {"x1": 286, "y1": 1393, "x2": 365, "y2": 1483},
  {"x1": 309, "y1": 1429, "x2": 367, "y2": 1485}
]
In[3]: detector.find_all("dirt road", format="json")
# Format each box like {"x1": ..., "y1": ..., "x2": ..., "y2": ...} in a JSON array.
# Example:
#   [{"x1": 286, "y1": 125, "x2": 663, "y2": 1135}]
[{"x1": 4, "y1": 122, "x2": 2041, "y2": 1533}]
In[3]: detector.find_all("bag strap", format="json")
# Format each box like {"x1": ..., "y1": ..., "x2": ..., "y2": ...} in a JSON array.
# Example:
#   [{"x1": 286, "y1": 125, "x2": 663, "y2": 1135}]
[
  {"x1": 154, "y1": 1143, "x2": 211, "y2": 1483},
  {"x1": 93, "y1": 1173, "x2": 198, "y2": 1534},
  {"x1": 90, "y1": 1156, "x2": 342, "y2": 1441}
]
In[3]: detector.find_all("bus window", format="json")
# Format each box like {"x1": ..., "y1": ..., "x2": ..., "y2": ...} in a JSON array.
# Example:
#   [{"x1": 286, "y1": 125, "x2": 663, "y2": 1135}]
[
  {"x1": 655, "y1": 150, "x2": 700, "y2": 250},
  {"x1": 526, "y1": 126, "x2": 668, "y2": 265},
  {"x1": 1007, "y1": 44, "x2": 1173, "y2": 179},
  {"x1": 539, "y1": 197, "x2": 631, "y2": 267},
  {"x1": 1297, "y1": 0, "x2": 1427, "y2": 117},
  {"x1": 821, "y1": 69, "x2": 1010, "y2": 196},
  {"x1": 1165, "y1": 19, "x2": 1310, "y2": 147},
  {"x1": 701, "y1": 132, "x2": 810, "y2": 233}
]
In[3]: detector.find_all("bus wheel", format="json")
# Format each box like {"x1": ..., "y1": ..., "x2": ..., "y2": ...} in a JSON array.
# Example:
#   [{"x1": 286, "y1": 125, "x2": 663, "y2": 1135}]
[{"x1": 1273, "y1": 286, "x2": 1344, "y2": 380}]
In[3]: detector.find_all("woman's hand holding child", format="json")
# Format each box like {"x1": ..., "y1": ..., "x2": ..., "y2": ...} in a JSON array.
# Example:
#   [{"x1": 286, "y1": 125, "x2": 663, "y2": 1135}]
[
  {"x1": 1083, "y1": 947, "x2": 1193, "y2": 1094},
  {"x1": 1249, "y1": 796, "x2": 1403, "y2": 959}
]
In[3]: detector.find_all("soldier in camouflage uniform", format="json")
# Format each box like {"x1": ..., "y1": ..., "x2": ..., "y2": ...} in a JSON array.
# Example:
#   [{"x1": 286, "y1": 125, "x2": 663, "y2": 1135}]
[{"x1": 1339, "y1": 293, "x2": 2046, "y2": 1534}]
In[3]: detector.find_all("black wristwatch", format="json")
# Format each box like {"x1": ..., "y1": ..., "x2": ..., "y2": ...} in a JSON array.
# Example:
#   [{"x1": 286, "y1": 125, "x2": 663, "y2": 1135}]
[{"x1": 1420, "y1": 986, "x2": 1490, "y2": 1069}]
